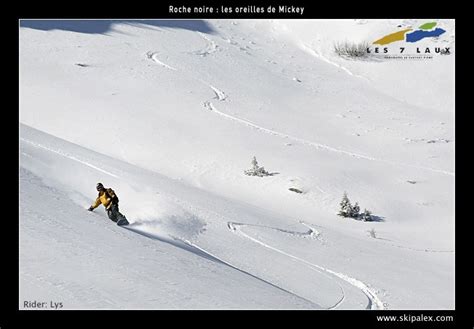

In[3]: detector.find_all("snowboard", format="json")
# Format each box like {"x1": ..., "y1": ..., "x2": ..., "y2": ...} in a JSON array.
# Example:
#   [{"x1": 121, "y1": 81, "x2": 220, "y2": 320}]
[{"x1": 117, "y1": 217, "x2": 129, "y2": 226}]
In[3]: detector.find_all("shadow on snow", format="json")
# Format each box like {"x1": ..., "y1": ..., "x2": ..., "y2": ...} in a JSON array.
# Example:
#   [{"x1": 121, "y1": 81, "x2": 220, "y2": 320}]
[
  {"x1": 20, "y1": 20, "x2": 215, "y2": 34},
  {"x1": 122, "y1": 224, "x2": 321, "y2": 307},
  {"x1": 123, "y1": 225, "x2": 221, "y2": 263}
]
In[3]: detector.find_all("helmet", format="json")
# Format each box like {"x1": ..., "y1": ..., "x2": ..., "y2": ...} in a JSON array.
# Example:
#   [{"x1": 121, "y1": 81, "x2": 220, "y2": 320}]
[{"x1": 96, "y1": 183, "x2": 104, "y2": 191}]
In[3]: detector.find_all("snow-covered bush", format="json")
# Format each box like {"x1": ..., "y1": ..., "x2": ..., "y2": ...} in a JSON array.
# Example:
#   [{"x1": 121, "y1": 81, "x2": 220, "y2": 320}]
[
  {"x1": 368, "y1": 228, "x2": 376, "y2": 238},
  {"x1": 244, "y1": 156, "x2": 271, "y2": 177},
  {"x1": 334, "y1": 41, "x2": 370, "y2": 58},
  {"x1": 360, "y1": 209, "x2": 373, "y2": 221}
]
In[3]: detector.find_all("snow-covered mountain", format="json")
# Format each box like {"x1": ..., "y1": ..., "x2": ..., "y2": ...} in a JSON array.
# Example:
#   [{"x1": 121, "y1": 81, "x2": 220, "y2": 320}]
[{"x1": 19, "y1": 19, "x2": 454, "y2": 309}]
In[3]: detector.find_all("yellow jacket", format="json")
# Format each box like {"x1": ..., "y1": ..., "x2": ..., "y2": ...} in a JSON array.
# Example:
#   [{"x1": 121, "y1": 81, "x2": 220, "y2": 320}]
[{"x1": 91, "y1": 188, "x2": 117, "y2": 210}]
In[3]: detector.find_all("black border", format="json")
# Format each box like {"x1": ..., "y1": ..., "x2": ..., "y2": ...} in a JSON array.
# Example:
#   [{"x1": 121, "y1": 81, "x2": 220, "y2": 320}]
[
  {"x1": 9, "y1": 2, "x2": 468, "y2": 329},
  {"x1": 13, "y1": 1, "x2": 458, "y2": 19}
]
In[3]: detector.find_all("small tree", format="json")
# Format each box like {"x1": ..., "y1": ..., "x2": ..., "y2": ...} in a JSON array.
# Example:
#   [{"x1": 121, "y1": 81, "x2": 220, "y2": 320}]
[
  {"x1": 352, "y1": 202, "x2": 360, "y2": 218},
  {"x1": 250, "y1": 156, "x2": 258, "y2": 172},
  {"x1": 338, "y1": 192, "x2": 353, "y2": 218},
  {"x1": 360, "y1": 209, "x2": 372, "y2": 221},
  {"x1": 244, "y1": 156, "x2": 271, "y2": 177},
  {"x1": 338, "y1": 192, "x2": 374, "y2": 221}
]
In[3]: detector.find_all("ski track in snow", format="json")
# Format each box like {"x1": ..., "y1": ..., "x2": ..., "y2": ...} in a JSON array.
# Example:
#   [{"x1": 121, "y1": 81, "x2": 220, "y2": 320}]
[
  {"x1": 209, "y1": 85, "x2": 227, "y2": 101},
  {"x1": 228, "y1": 221, "x2": 321, "y2": 240},
  {"x1": 392, "y1": 245, "x2": 454, "y2": 253},
  {"x1": 170, "y1": 235, "x2": 322, "y2": 308},
  {"x1": 203, "y1": 101, "x2": 453, "y2": 176},
  {"x1": 372, "y1": 237, "x2": 454, "y2": 253},
  {"x1": 228, "y1": 221, "x2": 385, "y2": 310},
  {"x1": 20, "y1": 138, "x2": 119, "y2": 178},
  {"x1": 145, "y1": 52, "x2": 227, "y2": 104},
  {"x1": 123, "y1": 224, "x2": 321, "y2": 308},
  {"x1": 194, "y1": 32, "x2": 218, "y2": 57},
  {"x1": 299, "y1": 221, "x2": 322, "y2": 238},
  {"x1": 146, "y1": 52, "x2": 177, "y2": 71},
  {"x1": 300, "y1": 43, "x2": 370, "y2": 81}
]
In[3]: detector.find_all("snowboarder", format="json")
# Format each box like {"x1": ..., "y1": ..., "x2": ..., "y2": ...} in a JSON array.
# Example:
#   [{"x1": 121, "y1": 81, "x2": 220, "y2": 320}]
[{"x1": 88, "y1": 183, "x2": 129, "y2": 225}]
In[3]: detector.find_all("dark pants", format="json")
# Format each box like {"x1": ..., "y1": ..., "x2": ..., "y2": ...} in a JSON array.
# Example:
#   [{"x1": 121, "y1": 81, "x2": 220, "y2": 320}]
[{"x1": 107, "y1": 203, "x2": 127, "y2": 223}]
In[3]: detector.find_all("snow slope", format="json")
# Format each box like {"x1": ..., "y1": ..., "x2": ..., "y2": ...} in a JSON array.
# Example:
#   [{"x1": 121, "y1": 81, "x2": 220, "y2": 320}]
[
  {"x1": 20, "y1": 168, "x2": 317, "y2": 309},
  {"x1": 20, "y1": 19, "x2": 454, "y2": 309}
]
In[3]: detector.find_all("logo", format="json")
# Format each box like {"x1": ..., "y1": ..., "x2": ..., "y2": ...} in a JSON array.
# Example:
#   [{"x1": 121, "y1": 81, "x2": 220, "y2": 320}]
[
  {"x1": 368, "y1": 21, "x2": 451, "y2": 59},
  {"x1": 373, "y1": 22, "x2": 446, "y2": 45}
]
